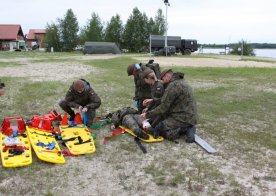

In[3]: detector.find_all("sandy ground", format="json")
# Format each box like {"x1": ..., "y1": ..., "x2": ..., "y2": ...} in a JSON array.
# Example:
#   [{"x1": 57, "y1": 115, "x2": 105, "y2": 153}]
[
  {"x1": 135, "y1": 56, "x2": 276, "y2": 68},
  {"x1": 0, "y1": 55, "x2": 275, "y2": 195}
]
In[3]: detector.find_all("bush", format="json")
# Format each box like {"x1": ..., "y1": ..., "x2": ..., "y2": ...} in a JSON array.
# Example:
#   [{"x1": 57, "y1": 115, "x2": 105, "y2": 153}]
[{"x1": 230, "y1": 40, "x2": 255, "y2": 56}]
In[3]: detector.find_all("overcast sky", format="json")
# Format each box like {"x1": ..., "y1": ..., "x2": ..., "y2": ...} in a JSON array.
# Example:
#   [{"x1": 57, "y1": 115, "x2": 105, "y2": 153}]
[{"x1": 1, "y1": 0, "x2": 275, "y2": 44}]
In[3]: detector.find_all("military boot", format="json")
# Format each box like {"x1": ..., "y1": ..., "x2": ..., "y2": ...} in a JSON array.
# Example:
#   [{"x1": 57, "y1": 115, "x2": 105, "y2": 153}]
[
  {"x1": 185, "y1": 126, "x2": 196, "y2": 143},
  {"x1": 146, "y1": 127, "x2": 159, "y2": 139},
  {"x1": 165, "y1": 128, "x2": 181, "y2": 141}
]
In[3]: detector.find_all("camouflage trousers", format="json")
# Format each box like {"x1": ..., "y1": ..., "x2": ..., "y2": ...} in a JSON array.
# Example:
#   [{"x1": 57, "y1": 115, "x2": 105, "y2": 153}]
[
  {"x1": 59, "y1": 100, "x2": 96, "y2": 127},
  {"x1": 122, "y1": 114, "x2": 143, "y2": 135},
  {"x1": 154, "y1": 121, "x2": 196, "y2": 142}
]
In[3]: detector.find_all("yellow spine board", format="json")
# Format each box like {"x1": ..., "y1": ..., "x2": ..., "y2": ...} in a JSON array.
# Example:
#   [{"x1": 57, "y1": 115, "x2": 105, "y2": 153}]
[
  {"x1": 60, "y1": 125, "x2": 96, "y2": 155},
  {"x1": 119, "y1": 126, "x2": 164, "y2": 142},
  {"x1": 0, "y1": 132, "x2": 32, "y2": 168},
  {"x1": 26, "y1": 126, "x2": 65, "y2": 164}
]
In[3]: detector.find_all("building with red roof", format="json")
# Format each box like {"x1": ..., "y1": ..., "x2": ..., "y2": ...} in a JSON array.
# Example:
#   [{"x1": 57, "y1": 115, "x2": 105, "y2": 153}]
[
  {"x1": 0, "y1": 24, "x2": 25, "y2": 51},
  {"x1": 26, "y1": 29, "x2": 47, "y2": 49}
]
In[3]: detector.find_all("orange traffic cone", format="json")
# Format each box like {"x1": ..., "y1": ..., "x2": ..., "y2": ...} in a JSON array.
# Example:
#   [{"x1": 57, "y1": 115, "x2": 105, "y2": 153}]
[
  {"x1": 74, "y1": 113, "x2": 82, "y2": 125},
  {"x1": 60, "y1": 113, "x2": 68, "y2": 126}
]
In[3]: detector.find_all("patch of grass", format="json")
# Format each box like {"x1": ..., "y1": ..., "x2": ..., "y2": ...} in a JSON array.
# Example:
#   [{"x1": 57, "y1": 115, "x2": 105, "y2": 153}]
[
  {"x1": 169, "y1": 172, "x2": 185, "y2": 187},
  {"x1": 242, "y1": 56, "x2": 276, "y2": 63},
  {"x1": 31, "y1": 58, "x2": 79, "y2": 63},
  {"x1": 0, "y1": 51, "x2": 81, "y2": 58},
  {"x1": 144, "y1": 163, "x2": 166, "y2": 185},
  {"x1": 0, "y1": 61, "x2": 24, "y2": 67}
]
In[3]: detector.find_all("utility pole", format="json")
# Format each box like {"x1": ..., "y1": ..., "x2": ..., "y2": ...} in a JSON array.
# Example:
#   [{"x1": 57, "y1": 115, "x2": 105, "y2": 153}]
[
  {"x1": 164, "y1": 0, "x2": 170, "y2": 56},
  {"x1": 241, "y1": 41, "x2": 243, "y2": 60}
]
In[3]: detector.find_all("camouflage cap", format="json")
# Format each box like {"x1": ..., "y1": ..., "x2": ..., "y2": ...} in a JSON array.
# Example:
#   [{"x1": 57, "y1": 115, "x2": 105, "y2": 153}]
[
  {"x1": 73, "y1": 79, "x2": 85, "y2": 92},
  {"x1": 127, "y1": 64, "x2": 135, "y2": 76},
  {"x1": 160, "y1": 69, "x2": 173, "y2": 79}
]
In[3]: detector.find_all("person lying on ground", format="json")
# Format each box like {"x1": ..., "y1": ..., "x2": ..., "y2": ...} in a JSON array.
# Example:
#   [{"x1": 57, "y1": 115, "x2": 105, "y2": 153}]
[{"x1": 110, "y1": 107, "x2": 149, "y2": 140}]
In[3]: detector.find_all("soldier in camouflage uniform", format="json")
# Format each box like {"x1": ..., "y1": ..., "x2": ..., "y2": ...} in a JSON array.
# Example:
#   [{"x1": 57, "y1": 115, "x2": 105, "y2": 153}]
[
  {"x1": 141, "y1": 70, "x2": 198, "y2": 143},
  {"x1": 127, "y1": 60, "x2": 161, "y2": 113},
  {"x1": 59, "y1": 79, "x2": 101, "y2": 128},
  {"x1": 141, "y1": 68, "x2": 164, "y2": 113},
  {"x1": 111, "y1": 107, "x2": 149, "y2": 139}
]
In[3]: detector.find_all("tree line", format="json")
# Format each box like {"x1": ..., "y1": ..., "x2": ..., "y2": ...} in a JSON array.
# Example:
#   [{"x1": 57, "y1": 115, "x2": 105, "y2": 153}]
[
  {"x1": 200, "y1": 41, "x2": 276, "y2": 56},
  {"x1": 45, "y1": 8, "x2": 166, "y2": 52},
  {"x1": 200, "y1": 43, "x2": 276, "y2": 49}
]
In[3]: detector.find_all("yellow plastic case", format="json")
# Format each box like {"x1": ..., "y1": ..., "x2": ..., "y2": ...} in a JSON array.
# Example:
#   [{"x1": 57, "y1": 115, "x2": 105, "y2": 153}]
[
  {"x1": 60, "y1": 125, "x2": 96, "y2": 155},
  {"x1": 0, "y1": 132, "x2": 32, "y2": 168},
  {"x1": 26, "y1": 126, "x2": 65, "y2": 164}
]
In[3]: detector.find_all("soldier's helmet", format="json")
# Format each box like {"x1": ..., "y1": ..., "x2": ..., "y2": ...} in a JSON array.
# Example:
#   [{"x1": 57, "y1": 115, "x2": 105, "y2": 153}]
[{"x1": 127, "y1": 64, "x2": 135, "y2": 76}]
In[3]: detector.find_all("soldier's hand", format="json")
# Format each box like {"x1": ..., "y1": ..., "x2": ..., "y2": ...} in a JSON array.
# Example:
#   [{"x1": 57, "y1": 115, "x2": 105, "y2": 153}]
[
  {"x1": 140, "y1": 113, "x2": 147, "y2": 121},
  {"x1": 143, "y1": 99, "x2": 153, "y2": 106},
  {"x1": 82, "y1": 107, "x2": 88, "y2": 113},
  {"x1": 142, "y1": 108, "x2": 148, "y2": 113}
]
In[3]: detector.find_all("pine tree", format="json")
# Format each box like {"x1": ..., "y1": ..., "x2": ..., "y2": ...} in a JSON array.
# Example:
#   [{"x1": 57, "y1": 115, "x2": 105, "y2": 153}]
[
  {"x1": 59, "y1": 9, "x2": 79, "y2": 52},
  {"x1": 153, "y1": 9, "x2": 166, "y2": 35},
  {"x1": 82, "y1": 13, "x2": 104, "y2": 42},
  {"x1": 45, "y1": 23, "x2": 62, "y2": 52},
  {"x1": 104, "y1": 14, "x2": 123, "y2": 47},
  {"x1": 123, "y1": 7, "x2": 148, "y2": 52}
]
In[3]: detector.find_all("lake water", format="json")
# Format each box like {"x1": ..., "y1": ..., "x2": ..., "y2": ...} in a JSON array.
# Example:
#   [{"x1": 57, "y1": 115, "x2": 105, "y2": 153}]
[{"x1": 196, "y1": 48, "x2": 276, "y2": 59}]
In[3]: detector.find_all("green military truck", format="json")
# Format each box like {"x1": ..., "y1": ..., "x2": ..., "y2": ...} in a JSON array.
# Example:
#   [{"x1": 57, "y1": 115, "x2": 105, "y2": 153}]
[{"x1": 149, "y1": 35, "x2": 198, "y2": 55}]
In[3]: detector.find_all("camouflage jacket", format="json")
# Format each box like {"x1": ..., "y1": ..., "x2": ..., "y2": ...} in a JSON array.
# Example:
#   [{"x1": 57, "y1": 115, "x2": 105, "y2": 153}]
[
  {"x1": 64, "y1": 80, "x2": 101, "y2": 109},
  {"x1": 134, "y1": 64, "x2": 152, "y2": 100},
  {"x1": 146, "y1": 74, "x2": 198, "y2": 126},
  {"x1": 111, "y1": 107, "x2": 139, "y2": 128},
  {"x1": 148, "y1": 80, "x2": 164, "y2": 111}
]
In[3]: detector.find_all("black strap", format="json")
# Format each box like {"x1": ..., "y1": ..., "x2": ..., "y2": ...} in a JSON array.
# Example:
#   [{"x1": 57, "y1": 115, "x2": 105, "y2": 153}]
[
  {"x1": 134, "y1": 137, "x2": 147, "y2": 154},
  {"x1": 30, "y1": 131, "x2": 54, "y2": 137},
  {"x1": 62, "y1": 136, "x2": 82, "y2": 146},
  {"x1": 9, "y1": 148, "x2": 24, "y2": 155},
  {"x1": 75, "y1": 139, "x2": 91, "y2": 145}
]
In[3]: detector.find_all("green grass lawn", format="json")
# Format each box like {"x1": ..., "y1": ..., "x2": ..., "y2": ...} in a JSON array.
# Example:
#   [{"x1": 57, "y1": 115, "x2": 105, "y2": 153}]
[{"x1": 0, "y1": 53, "x2": 275, "y2": 195}]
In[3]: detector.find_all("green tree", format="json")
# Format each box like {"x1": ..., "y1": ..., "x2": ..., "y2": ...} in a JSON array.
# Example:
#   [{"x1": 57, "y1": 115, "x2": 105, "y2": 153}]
[
  {"x1": 81, "y1": 13, "x2": 104, "y2": 42},
  {"x1": 230, "y1": 39, "x2": 255, "y2": 56},
  {"x1": 123, "y1": 7, "x2": 148, "y2": 52},
  {"x1": 44, "y1": 23, "x2": 62, "y2": 52},
  {"x1": 104, "y1": 14, "x2": 123, "y2": 47},
  {"x1": 147, "y1": 17, "x2": 155, "y2": 35},
  {"x1": 59, "y1": 9, "x2": 79, "y2": 51},
  {"x1": 152, "y1": 9, "x2": 166, "y2": 35}
]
